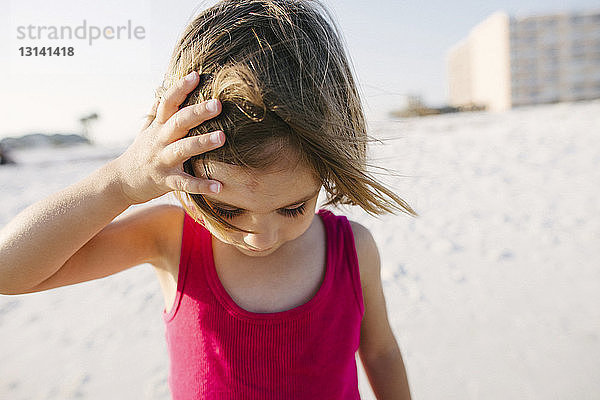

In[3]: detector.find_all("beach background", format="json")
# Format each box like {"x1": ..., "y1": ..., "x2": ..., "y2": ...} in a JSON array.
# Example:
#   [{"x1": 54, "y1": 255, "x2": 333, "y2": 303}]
[{"x1": 1, "y1": 99, "x2": 599, "y2": 399}]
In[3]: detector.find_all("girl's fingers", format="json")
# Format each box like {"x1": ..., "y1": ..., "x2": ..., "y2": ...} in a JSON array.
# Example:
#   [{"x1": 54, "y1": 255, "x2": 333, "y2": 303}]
[
  {"x1": 164, "y1": 172, "x2": 222, "y2": 194},
  {"x1": 160, "y1": 130, "x2": 225, "y2": 166},
  {"x1": 155, "y1": 71, "x2": 199, "y2": 124},
  {"x1": 163, "y1": 99, "x2": 221, "y2": 140}
]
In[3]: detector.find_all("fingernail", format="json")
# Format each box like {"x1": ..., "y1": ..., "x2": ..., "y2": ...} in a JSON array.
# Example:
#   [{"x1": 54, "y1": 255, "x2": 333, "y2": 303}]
[
  {"x1": 210, "y1": 131, "x2": 222, "y2": 144},
  {"x1": 184, "y1": 71, "x2": 197, "y2": 82},
  {"x1": 209, "y1": 182, "x2": 221, "y2": 193},
  {"x1": 206, "y1": 99, "x2": 218, "y2": 113}
]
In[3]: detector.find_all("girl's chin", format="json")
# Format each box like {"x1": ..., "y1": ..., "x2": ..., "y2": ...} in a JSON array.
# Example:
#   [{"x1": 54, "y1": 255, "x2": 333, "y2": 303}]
[{"x1": 235, "y1": 244, "x2": 278, "y2": 257}]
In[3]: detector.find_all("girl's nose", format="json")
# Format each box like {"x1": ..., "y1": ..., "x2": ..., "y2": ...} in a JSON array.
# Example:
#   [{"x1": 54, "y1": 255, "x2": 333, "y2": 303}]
[
  {"x1": 243, "y1": 231, "x2": 278, "y2": 251},
  {"x1": 242, "y1": 216, "x2": 278, "y2": 250}
]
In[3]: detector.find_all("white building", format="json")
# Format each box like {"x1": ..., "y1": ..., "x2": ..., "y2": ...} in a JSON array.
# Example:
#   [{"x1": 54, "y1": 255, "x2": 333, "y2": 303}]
[{"x1": 447, "y1": 10, "x2": 600, "y2": 111}]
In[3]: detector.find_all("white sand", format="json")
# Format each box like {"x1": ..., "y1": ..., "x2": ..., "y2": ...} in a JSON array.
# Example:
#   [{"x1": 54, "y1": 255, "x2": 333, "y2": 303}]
[{"x1": 1, "y1": 100, "x2": 599, "y2": 399}]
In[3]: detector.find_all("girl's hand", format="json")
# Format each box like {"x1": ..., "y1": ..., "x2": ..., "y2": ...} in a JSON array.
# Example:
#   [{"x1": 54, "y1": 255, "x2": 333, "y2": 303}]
[{"x1": 113, "y1": 71, "x2": 225, "y2": 205}]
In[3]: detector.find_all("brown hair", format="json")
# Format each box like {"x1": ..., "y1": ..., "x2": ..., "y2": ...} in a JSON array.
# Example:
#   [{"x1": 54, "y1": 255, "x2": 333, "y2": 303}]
[{"x1": 155, "y1": 0, "x2": 418, "y2": 237}]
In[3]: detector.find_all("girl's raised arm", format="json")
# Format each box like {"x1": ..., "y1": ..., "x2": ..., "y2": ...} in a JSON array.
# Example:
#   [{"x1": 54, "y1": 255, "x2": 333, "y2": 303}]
[{"x1": 0, "y1": 71, "x2": 224, "y2": 295}]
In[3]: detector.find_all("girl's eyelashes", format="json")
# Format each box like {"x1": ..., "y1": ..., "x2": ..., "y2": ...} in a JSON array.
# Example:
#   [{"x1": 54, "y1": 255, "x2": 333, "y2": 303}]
[
  {"x1": 213, "y1": 203, "x2": 307, "y2": 219},
  {"x1": 213, "y1": 207, "x2": 243, "y2": 219},
  {"x1": 279, "y1": 203, "x2": 306, "y2": 218}
]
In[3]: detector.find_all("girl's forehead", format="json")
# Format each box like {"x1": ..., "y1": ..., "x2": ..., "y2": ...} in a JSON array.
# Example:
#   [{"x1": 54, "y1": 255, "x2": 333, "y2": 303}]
[{"x1": 195, "y1": 160, "x2": 321, "y2": 209}]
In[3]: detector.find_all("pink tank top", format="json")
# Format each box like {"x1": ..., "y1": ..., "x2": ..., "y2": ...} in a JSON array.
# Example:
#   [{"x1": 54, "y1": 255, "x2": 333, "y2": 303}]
[{"x1": 162, "y1": 208, "x2": 364, "y2": 399}]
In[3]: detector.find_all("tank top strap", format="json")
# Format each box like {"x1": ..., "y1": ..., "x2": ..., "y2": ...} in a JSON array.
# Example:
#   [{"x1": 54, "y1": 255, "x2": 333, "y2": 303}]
[{"x1": 316, "y1": 209, "x2": 365, "y2": 317}]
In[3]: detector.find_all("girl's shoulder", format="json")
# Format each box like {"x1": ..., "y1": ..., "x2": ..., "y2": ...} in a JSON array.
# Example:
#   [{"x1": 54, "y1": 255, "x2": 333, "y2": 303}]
[
  {"x1": 150, "y1": 204, "x2": 187, "y2": 273},
  {"x1": 346, "y1": 219, "x2": 380, "y2": 293},
  {"x1": 149, "y1": 205, "x2": 187, "y2": 313}
]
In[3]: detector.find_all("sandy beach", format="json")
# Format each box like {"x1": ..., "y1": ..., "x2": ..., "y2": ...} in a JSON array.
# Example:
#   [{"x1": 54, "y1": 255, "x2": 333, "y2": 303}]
[{"x1": 1, "y1": 100, "x2": 599, "y2": 399}]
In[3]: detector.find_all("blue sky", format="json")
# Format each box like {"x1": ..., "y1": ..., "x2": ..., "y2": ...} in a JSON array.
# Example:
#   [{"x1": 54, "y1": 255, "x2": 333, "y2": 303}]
[{"x1": 0, "y1": 0, "x2": 598, "y2": 144}]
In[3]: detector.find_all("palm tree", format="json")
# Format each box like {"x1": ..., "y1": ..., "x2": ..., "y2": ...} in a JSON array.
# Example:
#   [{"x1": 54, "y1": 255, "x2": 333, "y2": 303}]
[{"x1": 79, "y1": 112, "x2": 99, "y2": 143}]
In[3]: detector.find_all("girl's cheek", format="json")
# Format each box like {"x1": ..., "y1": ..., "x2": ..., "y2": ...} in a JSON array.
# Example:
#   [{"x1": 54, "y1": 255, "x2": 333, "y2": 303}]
[
  {"x1": 218, "y1": 231, "x2": 242, "y2": 246},
  {"x1": 291, "y1": 213, "x2": 316, "y2": 238},
  {"x1": 203, "y1": 222, "x2": 240, "y2": 246}
]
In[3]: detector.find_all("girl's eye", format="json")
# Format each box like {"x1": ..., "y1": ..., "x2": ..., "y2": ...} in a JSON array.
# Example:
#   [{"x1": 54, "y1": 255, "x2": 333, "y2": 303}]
[
  {"x1": 212, "y1": 203, "x2": 307, "y2": 219},
  {"x1": 280, "y1": 203, "x2": 306, "y2": 218},
  {"x1": 213, "y1": 207, "x2": 243, "y2": 219}
]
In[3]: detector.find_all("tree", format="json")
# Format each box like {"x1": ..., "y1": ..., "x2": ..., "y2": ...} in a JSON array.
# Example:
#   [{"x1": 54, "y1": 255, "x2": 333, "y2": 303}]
[{"x1": 79, "y1": 112, "x2": 99, "y2": 142}]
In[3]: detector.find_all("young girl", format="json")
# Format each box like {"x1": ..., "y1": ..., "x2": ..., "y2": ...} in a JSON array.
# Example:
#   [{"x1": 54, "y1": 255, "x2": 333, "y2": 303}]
[{"x1": 0, "y1": 0, "x2": 416, "y2": 398}]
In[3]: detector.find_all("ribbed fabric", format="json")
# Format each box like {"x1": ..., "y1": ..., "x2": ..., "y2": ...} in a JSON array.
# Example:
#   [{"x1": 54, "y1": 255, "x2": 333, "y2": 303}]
[{"x1": 162, "y1": 209, "x2": 364, "y2": 399}]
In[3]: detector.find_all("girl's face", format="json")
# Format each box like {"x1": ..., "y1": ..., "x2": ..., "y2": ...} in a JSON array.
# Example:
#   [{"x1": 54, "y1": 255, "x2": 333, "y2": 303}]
[{"x1": 193, "y1": 157, "x2": 322, "y2": 258}]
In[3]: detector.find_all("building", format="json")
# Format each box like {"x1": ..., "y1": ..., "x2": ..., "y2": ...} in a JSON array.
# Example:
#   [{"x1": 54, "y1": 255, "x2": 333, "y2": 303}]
[{"x1": 447, "y1": 10, "x2": 600, "y2": 112}]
